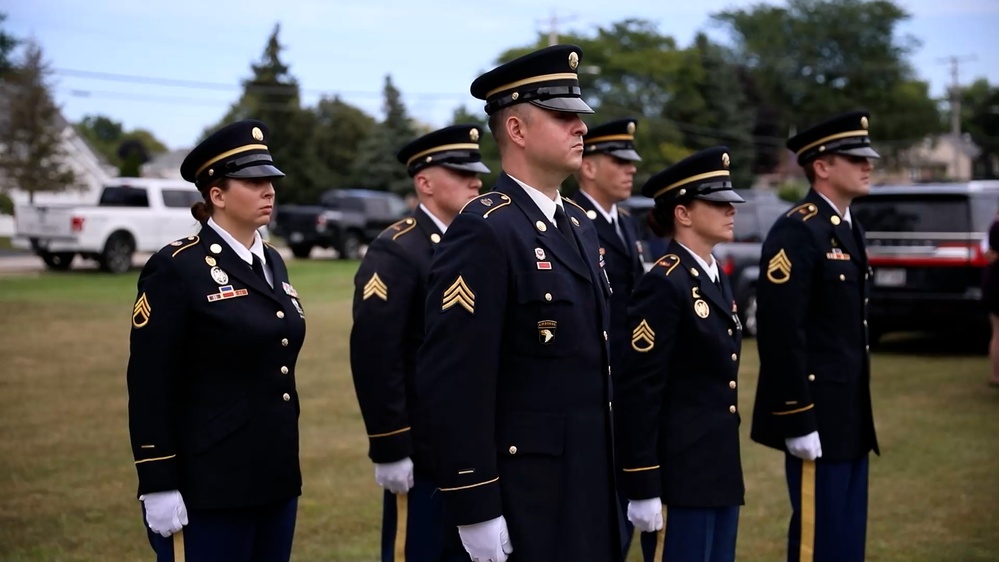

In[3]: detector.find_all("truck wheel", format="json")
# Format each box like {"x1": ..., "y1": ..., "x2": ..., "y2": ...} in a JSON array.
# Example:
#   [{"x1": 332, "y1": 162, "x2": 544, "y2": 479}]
[
  {"x1": 289, "y1": 243, "x2": 313, "y2": 259},
  {"x1": 40, "y1": 252, "x2": 75, "y2": 271},
  {"x1": 99, "y1": 232, "x2": 134, "y2": 274},
  {"x1": 742, "y1": 290, "x2": 758, "y2": 338},
  {"x1": 338, "y1": 232, "x2": 363, "y2": 260}
]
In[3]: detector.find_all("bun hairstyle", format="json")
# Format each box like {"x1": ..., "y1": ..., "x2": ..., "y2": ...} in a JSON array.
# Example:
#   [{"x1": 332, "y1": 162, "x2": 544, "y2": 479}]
[
  {"x1": 647, "y1": 205, "x2": 676, "y2": 238},
  {"x1": 190, "y1": 179, "x2": 228, "y2": 223}
]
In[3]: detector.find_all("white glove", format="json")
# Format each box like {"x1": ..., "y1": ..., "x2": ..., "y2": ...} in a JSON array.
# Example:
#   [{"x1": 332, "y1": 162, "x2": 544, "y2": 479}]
[
  {"x1": 140, "y1": 490, "x2": 188, "y2": 538},
  {"x1": 374, "y1": 457, "x2": 414, "y2": 494},
  {"x1": 786, "y1": 431, "x2": 823, "y2": 461},
  {"x1": 627, "y1": 497, "x2": 664, "y2": 533},
  {"x1": 457, "y1": 515, "x2": 514, "y2": 562}
]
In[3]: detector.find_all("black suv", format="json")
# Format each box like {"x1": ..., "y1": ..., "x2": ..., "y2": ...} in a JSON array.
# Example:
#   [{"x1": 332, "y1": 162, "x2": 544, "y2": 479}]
[
  {"x1": 272, "y1": 189, "x2": 409, "y2": 259},
  {"x1": 620, "y1": 189, "x2": 790, "y2": 336},
  {"x1": 852, "y1": 181, "x2": 999, "y2": 343}
]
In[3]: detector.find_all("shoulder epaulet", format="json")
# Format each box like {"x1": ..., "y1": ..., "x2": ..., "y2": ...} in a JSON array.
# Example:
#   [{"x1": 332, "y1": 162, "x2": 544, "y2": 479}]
[
  {"x1": 618, "y1": 207, "x2": 631, "y2": 217},
  {"x1": 162, "y1": 235, "x2": 199, "y2": 258},
  {"x1": 379, "y1": 217, "x2": 418, "y2": 241},
  {"x1": 786, "y1": 202, "x2": 818, "y2": 222},
  {"x1": 562, "y1": 197, "x2": 587, "y2": 214},
  {"x1": 653, "y1": 253, "x2": 681, "y2": 276},
  {"x1": 460, "y1": 192, "x2": 512, "y2": 218}
]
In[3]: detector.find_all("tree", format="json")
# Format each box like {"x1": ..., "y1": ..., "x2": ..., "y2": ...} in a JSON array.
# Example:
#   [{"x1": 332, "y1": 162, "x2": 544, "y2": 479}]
[
  {"x1": 310, "y1": 95, "x2": 376, "y2": 191},
  {"x1": 349, "y1": 75, "x2": 418, "y2": 194},
  {"x1": 714, "y1": 0, "x2": 942, "y2": 168},
  {"x1": 0, "y1": 40, "x2": 77, "y2": 203},
  {"x1": 0, "y1": 13, "x2": 19, "y2": 79},
  {"x1": 75, "y1": 115, "x2": 168, "y2": 175},
  {"x1": 960, "y1": 78, "x2": 999, "y2": 179},
  {"x1": 206, "y1": 24, "x2": 320, "y2": 203}
]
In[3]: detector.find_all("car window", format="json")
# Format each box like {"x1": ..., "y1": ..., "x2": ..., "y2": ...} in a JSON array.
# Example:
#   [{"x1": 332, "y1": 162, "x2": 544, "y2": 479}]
[
  {"x1": 99, "y1": 186, "x2": 149, "y2": 207},
  {"x1": 971, "y1": 193, "x2": 999, "y2": 231},
  {"x1": 853, "y1": 194, "x2": 971, "y2": 233},
  {"x1": 161, "y1": 189, "x2": 202, "y2": 209},
  {"x1": 386, "y1": 195, "x2": 408, "y2": 218}
]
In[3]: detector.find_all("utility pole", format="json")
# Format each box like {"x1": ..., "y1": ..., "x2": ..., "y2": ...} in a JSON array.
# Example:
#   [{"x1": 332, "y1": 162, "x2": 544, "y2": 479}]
[
  {"x1": 536, "y1": 10, "x2": 577, "y2": 46},
  {"x1": 939, "y1": 55, "x2": 977, "y2": 180}
]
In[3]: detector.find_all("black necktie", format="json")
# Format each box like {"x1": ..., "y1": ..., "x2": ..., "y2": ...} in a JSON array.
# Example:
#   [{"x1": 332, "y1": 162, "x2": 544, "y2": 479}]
[
  {"x1": 251, "y1": 254, "x2": 269, "y2": 286},
  {"x1": 554, "y1": 206, "x2": 581, "y2": 258}
]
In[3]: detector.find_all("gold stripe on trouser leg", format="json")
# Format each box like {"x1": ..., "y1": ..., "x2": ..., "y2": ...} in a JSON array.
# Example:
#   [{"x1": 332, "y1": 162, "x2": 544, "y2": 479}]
[
  {"x1": 394, "y1": 494, "x2": 408, "y2": 562},
  {"x1": 172, "y1": 529, "x2": 185, "y2": 562},
  {"x1": 653, "y1": 505, "x2": 667, "y2": 561},
  {"x1": 800, "y1": 460, "x2": 816, "y2": 562}
]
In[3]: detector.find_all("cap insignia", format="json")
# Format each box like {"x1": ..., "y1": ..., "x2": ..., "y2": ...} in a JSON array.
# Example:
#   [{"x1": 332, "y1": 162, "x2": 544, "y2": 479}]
[
  {"x1": 627, "y1": 122, "x2": 636, "y2": 135},
  {"x1": 568, "y1": 51, "x2": 579, "y2": 70},
  {"x1": 861, "y1": 116, "x2": 869, "y2": 130},
  {"x1": 470, "y1": 128, "x2": 480, "y2": 142},
  {"x1": 722, "y1": 153, "x2": 730, "y2": 168},
  {"x1": 251, "y1": 127, "x2": 264, "y2": 141}
]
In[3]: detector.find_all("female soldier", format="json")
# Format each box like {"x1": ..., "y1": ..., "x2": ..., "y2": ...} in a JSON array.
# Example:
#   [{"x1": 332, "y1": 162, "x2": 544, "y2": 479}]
[
  {"x1": 126, "y1": 119, "x2": 306, "y2": 562},
  {"x1": 615, "y1": 146, "x2": 746, "y2": 562}
]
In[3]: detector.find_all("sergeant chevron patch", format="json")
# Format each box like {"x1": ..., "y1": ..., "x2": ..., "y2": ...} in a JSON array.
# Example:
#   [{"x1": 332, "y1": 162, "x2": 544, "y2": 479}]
[
  {"x1": 631, "y1": 319, "x2": 655, "y2": 352},
  {"x1": 442, "y1": 275, "x2": 475, "y2": 314},
  {"x1": 362, "y1": 273, "x2": 388, "y2": 301},
  {"x1": 766, "y1": 250, "x2": 792, "y2": 284},
  {"x1": 132, "y1": 293, "x2": 151, "y2": 328}
]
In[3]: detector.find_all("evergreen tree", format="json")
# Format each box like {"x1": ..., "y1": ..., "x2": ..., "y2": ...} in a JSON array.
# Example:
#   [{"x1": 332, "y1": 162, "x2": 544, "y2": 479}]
[
  {"x1": 0, "y1": 40, "x2": 77, "y2": 203},
  {"x1": 350, "y1": 75, "x2": 417, "y2": 194}
]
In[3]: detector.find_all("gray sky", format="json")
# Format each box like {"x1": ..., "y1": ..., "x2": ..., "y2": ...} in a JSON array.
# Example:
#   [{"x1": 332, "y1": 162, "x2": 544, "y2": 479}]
[{"x1": 7, "y1": 0, "x2": 998, "y2": 149}]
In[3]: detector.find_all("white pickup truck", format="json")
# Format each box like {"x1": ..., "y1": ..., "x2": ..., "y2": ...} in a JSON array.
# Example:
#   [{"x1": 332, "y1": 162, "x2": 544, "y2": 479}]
[{"x1": 13, "y1": 178, "x2": 204, "y2": 273}]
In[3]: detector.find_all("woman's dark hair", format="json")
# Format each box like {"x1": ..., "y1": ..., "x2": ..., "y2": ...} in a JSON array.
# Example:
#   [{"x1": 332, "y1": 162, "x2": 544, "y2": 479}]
[
  {"x1": 190, "y1": 178, "x2": 230, "y2": 222},
  {"x1": 647, "y1": 203, "x2": 677, "y2": 238}
]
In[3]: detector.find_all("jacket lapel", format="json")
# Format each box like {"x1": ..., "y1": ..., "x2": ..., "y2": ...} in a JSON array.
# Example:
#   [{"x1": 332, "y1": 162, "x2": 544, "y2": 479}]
[
  {"x1": 497, "y1": 175, "x2": 591, "y2": 282},
  {"x1": 807, "y1": 190, "x2": 864, "y2": 266},
  {"x1": 571, "y1": 192, "x2": 628, "y2": 256},
  {"x1": 671, "y1": 240, "x2": 735, "y2": 322},
  {"x1": 199, "y1": 226, "x2": 284, "y2": 305}
]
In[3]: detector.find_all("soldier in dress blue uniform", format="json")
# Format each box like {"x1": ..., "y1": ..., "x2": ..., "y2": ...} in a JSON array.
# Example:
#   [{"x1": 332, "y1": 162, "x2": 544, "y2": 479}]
[
  {"x1": 349, "y1": 124, "x2": 490, "y2": 562},
  {"x1": 751, "y1": 111, "x2": 881, "y2": 562},
  {"x1": 570, "y1": 117, "x2": 646, "y2": 557},
  {"x1": 127, "y1": 119, "x2": 306, "y2": 562},
  {"x1": 616, "y1": 146, "x2": 746, "y2": 562},
  {"x1": 415, "y1": 44, "x2": 624, "y2": 562}
]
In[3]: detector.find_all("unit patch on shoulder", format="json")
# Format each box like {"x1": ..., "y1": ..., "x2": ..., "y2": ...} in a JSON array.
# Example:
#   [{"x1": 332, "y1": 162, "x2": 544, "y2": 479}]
[
  {"x1": 766, "y1": 249, "x2": 792, "y2": 284},
  {"x1": 132, "y1": 293, "x2": 151, "y2": 328},
  {"x1": 362, "y1": 272, "x2": 388, "y2": 301},
  {"x1": 442, "y1": 275, "x2": 475, "y2": 314},
  {"x1": 631, "y1": 319, "x2": 655, "y2": 352}
]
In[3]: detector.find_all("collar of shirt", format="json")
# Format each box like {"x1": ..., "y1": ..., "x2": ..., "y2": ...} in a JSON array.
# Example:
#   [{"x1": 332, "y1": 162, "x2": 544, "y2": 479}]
[
  {"x1": 207, "y1": 217, "x2": 265, "y2": 266},
  {"x1": 419, "y1": 203, "x2": 449, "y2": 234},
  {"x1": 676, "y1": 241, "x2": 718, "y2": 283},
  {"x1": 816, "y1": 191, "x2": 852, "y2": 227},
  {"x1": 578, "y1": 190, "x2": 618, "y2": 224},
  {"x1": 509, "y1": 174, "x2": 563, "y2": 225}
]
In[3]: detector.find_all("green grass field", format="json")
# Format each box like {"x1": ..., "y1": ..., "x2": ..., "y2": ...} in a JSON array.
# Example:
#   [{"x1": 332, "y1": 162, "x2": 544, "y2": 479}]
[{"x1": 1, "y1": 260, "x2": 997, "y2": 561}]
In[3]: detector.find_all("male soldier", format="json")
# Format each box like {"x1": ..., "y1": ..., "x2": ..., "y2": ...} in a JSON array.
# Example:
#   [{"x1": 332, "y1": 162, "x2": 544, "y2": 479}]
[
  {"x1": 415, "y1": 44, "x2": 623, "y2": 562},
  {"x1": 751, "y1": 111, "x2": 880, "y2": 562},
  {"x1": 570, "y1": 117, "x2": 645, "y2": 557},
  {"x1": 349, "y1": 125, "x2": 490, "y2": 562}
]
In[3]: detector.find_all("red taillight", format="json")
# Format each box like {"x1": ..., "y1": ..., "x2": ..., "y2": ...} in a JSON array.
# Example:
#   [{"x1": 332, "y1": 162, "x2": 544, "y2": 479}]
[
  {"x1": 867, "y1": 241, "x2": 989, "y2": 267},
  {"x1": 721, "y1": 255, "x2": 735, "y2": 277},
  {"x1": 71, "y1": 216, "x2": 85, "y2": 232}
]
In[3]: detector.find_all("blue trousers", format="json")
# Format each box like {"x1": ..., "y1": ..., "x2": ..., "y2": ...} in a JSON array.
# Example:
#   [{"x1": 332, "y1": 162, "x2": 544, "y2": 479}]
[
  {"x1": 145, "y1": 497, "x2": 297, "y2": 562},
  {"x1": 785, "y1": 454, "x2": 869, "y2": 562},
  {"x1": 380, "y1": 476, "x2": 466, "y2": 562},
  {"x1": 640, "y1": 505, "x2": 739, "y2": 562}
]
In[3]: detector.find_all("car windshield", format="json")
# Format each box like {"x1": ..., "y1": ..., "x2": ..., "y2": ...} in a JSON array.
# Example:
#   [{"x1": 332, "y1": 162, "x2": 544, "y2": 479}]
[{"x1": 853, "y1": 194, "x2": 970, "y2": 233}]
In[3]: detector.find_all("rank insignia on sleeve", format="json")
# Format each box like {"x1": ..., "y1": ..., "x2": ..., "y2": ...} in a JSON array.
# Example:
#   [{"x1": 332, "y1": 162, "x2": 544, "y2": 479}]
[
  {"x1": 766, "y1": 249, "x2": 792, "y2": 284},
  {"x1": 442, "y1": 275, "x2": 475, "y2": 314},
  {"x1": 631, "y1": 319, "x2": 655, "y2": 352},
  {"x1": 538, "y1": 320, "x2": 557, "y2": 344},
  {"x1": 362, "y1": 273, "x2": 388, "y2": 301},
  {"x1": 132, "y1": 293, "x2": 151, "y2": 328}
]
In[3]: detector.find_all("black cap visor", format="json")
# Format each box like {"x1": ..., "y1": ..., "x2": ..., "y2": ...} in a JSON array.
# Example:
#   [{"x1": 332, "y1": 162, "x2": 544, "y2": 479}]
[
  {"x1": 226, "y1": 164, "x2": 285, "y2": 180},
  {"x1": 529, "y1": 97, "x2": 594, "y2": 114},
  {"x1": 442, "y1": 161, "x2": 491, "y2": 174}
]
